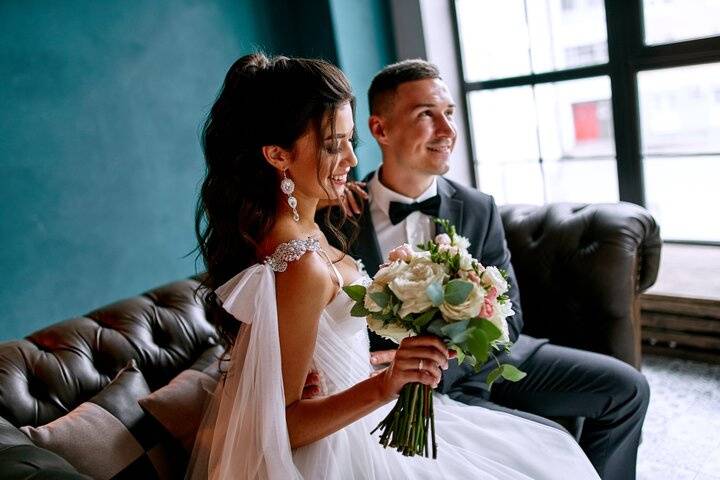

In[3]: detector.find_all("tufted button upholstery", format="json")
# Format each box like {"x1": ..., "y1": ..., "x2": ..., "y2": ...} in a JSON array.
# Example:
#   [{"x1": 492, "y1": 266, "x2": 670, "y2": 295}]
[
  {"x1": 499, "y1": 202, "x2": 661, "y2": 368},
  {"x1": 0, "y1": 279, "x2": 218, "y2": 430}
]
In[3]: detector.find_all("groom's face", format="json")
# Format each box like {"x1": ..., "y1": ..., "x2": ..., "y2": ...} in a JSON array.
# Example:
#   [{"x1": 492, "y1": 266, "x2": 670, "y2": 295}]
[{"x1": 374, "y1": 78, "x2": 457, "y2": 179}]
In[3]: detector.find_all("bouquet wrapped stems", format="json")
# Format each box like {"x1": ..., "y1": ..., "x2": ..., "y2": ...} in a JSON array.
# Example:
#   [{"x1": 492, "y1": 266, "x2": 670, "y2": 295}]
[{"x1": 372, "y1": 382, "x2": 436, "y2": 458}]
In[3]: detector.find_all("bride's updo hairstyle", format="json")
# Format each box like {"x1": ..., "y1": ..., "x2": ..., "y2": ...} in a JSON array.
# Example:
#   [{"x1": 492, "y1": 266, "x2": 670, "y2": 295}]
[{"x1": 195, "y1": 53, "x2": 356, "y2": 351}]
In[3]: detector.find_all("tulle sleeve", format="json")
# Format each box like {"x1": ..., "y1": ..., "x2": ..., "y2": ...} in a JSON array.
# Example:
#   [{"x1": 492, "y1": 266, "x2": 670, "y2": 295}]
[{"x1": 186, "y1": 264, "x2": 302, "y2": 479}]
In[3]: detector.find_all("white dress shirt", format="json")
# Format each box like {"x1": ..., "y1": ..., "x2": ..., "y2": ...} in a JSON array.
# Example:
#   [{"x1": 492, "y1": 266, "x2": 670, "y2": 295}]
[{"x1": 367, "y1": 171, "x2": 438, "y2": 262}]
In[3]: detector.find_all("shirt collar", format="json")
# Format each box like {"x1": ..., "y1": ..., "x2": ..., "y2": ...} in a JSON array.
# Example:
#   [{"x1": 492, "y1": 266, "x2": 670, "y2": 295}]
[{"x1": 368, "y1": 168, "x2": 438, "y2": 218}]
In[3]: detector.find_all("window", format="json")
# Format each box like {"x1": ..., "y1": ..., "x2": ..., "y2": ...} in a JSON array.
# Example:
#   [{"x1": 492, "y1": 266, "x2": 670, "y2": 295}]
[
  {"x1": 453, "y1": 0, "x2": 720, "y2": 243},
  {"x1": 643, "y1": 0, "x2": 720, "y2": 45}
]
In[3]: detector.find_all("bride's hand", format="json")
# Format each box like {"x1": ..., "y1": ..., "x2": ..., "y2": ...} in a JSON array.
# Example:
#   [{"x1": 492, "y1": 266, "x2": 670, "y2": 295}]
[
  {"x1": 378, "y1": 336, "x2": 450, "y2": 400},
  {"x1": 370, "y1": 349, "x2": 396, "y2": 370}
]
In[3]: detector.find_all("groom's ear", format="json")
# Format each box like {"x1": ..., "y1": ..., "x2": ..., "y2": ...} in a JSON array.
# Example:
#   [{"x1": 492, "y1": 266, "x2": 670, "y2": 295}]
[
  {"x1": 261, "y1": 145, "x2": 291, "y2": 171},
  {"x1": 368, "y1": 115, "x2": 388, "y2": 145}
]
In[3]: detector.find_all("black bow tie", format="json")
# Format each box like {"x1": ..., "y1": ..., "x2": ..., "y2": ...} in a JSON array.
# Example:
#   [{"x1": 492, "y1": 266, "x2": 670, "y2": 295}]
[{"x1": 388, "y1": 195, "x2": 441, "y2": 225}]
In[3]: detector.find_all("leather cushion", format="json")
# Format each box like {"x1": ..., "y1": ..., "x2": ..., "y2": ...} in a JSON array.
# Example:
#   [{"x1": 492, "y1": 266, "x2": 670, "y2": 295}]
[
  {"x1": 21, "y1": 361, "x2": 183, "y2": 480},
  {"x1": 139, "y1": 345, "x2": 223, "y2": 452}
]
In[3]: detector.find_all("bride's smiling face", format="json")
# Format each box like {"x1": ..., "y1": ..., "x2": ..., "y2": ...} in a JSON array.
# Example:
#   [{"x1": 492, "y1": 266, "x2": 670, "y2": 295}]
[{"x1": 288, "y1": 102, "x2": 357, "y2": 201}]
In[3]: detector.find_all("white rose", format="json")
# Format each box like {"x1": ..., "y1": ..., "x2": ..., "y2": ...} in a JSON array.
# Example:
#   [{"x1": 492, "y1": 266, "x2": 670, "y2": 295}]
[
  {"x1": 454, "y1": 235, "x2": 471, "y2": 251},
  {"x1": 364, "y1": 261, "x2": 409, "y2": 312},
  {"x1": 389, "y1": 256, "x2": 447, "y2": 318},
  {"x1": 374, "y1": 260, "x2": 410, "y2": 286},
  {"x1": 366, "y1": 315, "x2": 413, "y2": 344},
  {"x1": 488, "y1": 300, "x2": 514, "y2": 343},
  {"x1": 439, "y1": 283, "x2": 486, "y2": 322},
  {"x1": 459, "y1": 252, "x2": 474, "y2": 271},
  {"x1": 481, "y1": 266, "x2": 508, "y2": 295}
]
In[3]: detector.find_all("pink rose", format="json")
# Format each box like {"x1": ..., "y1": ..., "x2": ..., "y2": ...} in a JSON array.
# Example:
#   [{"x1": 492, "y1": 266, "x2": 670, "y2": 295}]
[
  {"x1": 466, "y1": 271, "x2": 482, "y2": 285},
  {"x1": 486, "y1": 286, "x2": 498, "y2": 302},
  {"x1": 479, "y1": 298, "x2": 495, "y2": 318},
  {"x1": 435, "y1": 233, "x2": 451, "y2": 245},
  {"x1": 388, "y1": 243, "x2": 414, "y2": 262}
]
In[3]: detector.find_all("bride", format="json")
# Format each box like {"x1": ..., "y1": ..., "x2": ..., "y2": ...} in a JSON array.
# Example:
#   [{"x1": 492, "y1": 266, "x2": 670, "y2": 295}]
[{"x1": 187, "y1": 53, "x2": 599, "y2": 479}]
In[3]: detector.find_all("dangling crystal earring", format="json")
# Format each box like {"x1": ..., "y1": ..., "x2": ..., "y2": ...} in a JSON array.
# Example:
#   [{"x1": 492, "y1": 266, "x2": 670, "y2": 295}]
[{"x1": 281, "y1": 170, "x2": 300, "y2": 222}]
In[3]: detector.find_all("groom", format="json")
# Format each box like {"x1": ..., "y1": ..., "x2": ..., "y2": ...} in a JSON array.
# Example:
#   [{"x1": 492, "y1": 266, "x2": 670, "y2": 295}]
[{"x1": 328, "y1": 59, "x2": 648, "y2": 480}]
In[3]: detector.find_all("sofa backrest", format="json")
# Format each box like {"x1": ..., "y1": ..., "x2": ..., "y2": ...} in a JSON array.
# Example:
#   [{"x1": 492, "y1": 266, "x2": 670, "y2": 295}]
[
  {"x1": 499, "y1": 202, "x2": 661, "y2": 368},
  {"x1": 0, "y1": 278, "x2": 218, "y2": 428}
]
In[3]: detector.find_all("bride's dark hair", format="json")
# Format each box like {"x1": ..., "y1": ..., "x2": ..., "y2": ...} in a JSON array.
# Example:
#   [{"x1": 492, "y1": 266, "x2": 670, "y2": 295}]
[{"x1": 195, "y1": 53, "x2": 356, "y2": 352}]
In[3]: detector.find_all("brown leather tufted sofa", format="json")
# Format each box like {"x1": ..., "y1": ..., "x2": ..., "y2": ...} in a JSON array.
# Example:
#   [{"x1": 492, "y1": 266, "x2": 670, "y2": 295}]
[
  {"x1": 499, "y1": 202, "x2": 661, "y2": 369},
  {"x1": 0, "y1": 202, "x2": 661, "y2": 478},
  {"x1": 0, "y1": 279, "x2": 218, "y2": 479}
]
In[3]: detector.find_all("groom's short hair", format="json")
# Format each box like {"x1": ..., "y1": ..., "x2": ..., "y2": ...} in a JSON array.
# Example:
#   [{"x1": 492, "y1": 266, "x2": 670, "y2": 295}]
[{"x1": 368, "y1": 59, "x2": 440, "y2": 115}]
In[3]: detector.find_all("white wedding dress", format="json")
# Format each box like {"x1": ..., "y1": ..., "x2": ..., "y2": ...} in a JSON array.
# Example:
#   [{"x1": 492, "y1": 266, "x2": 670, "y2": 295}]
[{"x1": 187, "y1": 238, "x2": 600, "y2": 479}]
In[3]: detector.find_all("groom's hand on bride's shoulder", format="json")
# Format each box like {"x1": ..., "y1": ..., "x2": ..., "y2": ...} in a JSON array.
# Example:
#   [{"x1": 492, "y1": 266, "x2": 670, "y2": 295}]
[
  {"x1": 301, "y1": 370, "x2": 322, "y2": 400},
  {"x1": 316, "y1": 181, "x2": 368, "y2": 217},
  {"x1": 340, "y1": 181, "x2": 369, "y2": 217}
]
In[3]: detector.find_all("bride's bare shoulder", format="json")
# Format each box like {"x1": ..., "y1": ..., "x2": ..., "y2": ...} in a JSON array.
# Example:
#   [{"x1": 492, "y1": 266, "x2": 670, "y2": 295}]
[{"x1": 261, "y1": 226, "x2": 335, "y2": 307}]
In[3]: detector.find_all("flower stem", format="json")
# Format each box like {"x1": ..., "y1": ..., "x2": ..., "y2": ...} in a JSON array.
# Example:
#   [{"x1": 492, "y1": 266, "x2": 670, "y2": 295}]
[{"x1": 371, "y1": 382, "x2": 436, "y2": 458}]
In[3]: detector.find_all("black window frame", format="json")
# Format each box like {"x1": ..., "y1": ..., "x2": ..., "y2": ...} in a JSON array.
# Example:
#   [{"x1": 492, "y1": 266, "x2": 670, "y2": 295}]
[{"x1": 450, "y1": 0, "x2": 720, "y2": 245}]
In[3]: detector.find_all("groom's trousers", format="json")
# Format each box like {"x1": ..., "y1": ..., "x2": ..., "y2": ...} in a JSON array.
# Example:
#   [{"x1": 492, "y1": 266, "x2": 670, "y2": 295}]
[{"x1": 447, "y1": 343, "x2": 650, "y2": 480}]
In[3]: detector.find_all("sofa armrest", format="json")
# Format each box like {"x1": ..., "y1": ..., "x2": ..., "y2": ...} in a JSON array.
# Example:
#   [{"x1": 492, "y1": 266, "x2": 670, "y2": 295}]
[
  {"x1": 499, "y1": 202, "x2": 661, "y2": 368},
  {"x1": 0, "y1": 416, "x2": 90, "y2": 479}
]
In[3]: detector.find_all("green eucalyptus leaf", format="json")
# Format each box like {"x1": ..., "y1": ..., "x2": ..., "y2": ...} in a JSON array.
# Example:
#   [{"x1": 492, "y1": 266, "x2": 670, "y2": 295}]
[
  {"x1": 426, "y1": 282, "x2": 444, "y2": 307},
  {"x1": 426, "y1": 318, "x2": 446, "y2": 337},
  {"x1": 369, "y1": 291, "x2": 390, "y2": 309},
  {"x1": 443, "y1": 279, "x2": 473, "y2": 305},
  {"x1": 377, "y1": 310, "x2": 395, "y2": 322},
  {"x1": 343, "y1": 285, "x2": 366, "y2": 302},
  {"x1": 500, "y1": 364, "x2": 527, "y2": 382},
  {"x1": 452, "y1": 328, "x2": 475, "y2": 344},
  {"x1": 487, "y1": 366, "x2": 504, "y2": 387},
  {"x1": 440, "y1": 319, "x2": 470, "y2": 341},
  {"x1": 469, "y1": 318, "x2": 502, "y2": 343},
  {"x1": 465, "y1": 328, "x2": 489, "y2": 364},
  {"x1": 350, "y1": 303, "x2": 371, "y2": 317},
  {"x1": 413, "y1": 308, "x2": 437, "y2": 329}
]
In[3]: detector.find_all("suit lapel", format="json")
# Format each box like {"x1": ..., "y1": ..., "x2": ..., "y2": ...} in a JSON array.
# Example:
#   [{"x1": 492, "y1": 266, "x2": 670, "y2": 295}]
[
  {"x1": 354, "y1": 201, "x2": 384, "y2": 277},
  {"x1": 436, "y1": 177, "x2": 463, "y2": 234}
]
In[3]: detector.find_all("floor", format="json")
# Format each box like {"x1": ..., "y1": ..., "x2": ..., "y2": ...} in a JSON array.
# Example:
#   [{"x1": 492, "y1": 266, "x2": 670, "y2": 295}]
[
  {"x1": 637, "y1": 354, "x2": 720, "y2": 479},
  {"x1": 637, "y1": 243, "x2": 720, "y2": 478}
]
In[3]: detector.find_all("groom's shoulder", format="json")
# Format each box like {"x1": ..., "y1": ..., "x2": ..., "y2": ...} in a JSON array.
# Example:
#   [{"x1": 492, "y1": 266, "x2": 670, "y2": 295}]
[{"x1": 441, "y1": 177, "x2": 495, "y2": 209}]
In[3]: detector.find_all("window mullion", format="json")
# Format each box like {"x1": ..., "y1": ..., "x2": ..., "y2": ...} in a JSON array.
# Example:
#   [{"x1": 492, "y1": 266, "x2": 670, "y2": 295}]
[{"x1": 605, "y1": 0, "x2": 645, "y2": 206}]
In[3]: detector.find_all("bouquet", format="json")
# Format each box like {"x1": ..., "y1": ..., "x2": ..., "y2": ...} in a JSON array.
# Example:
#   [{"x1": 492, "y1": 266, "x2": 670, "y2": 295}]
[{"x1": 343, "y1": 219, "x2": 526, "y2": 458}]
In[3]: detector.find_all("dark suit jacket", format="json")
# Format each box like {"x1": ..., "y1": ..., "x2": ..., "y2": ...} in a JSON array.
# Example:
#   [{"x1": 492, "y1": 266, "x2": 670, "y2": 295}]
[{"x1": 323, "y1": 173, "x2": 546, "y2": 394}]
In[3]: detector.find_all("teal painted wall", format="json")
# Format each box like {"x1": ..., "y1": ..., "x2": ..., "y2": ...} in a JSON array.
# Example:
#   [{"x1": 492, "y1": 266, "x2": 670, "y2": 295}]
[
  {"x1": 328, "y1": 0, "x2": 397, "y2": 179},
  {"x1": 0, "y1": 0, "x2": 276, "y2": 341},
  {"x1": 0, "y1": 0, "x2": 394, "y2": 341}
]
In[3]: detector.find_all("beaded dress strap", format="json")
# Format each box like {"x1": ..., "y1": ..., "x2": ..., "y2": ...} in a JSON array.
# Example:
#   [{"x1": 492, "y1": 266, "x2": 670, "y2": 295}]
[
  {"x1": 263, "y1": 237, "x2": 344, "y2": 292},
  {"x1": 264, "y1": 237, "x2": 321, "y2": 273}
]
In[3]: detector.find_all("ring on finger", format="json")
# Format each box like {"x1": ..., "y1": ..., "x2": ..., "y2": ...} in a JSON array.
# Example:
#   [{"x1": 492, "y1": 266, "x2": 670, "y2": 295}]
[{"x1": 418, "y1": 359, "x2": 424, "y2": 372}]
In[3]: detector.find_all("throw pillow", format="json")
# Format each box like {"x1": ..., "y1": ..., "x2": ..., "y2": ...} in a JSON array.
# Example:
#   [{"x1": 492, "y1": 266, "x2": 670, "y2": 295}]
[
  {"x1": 139, "y1": 347, "x2": 222, "y2": 452},
  {"x1": 21, "y1": 360, "x2": 184, "y2": 480}
]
